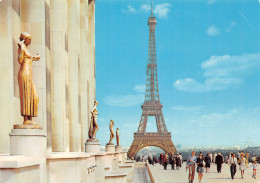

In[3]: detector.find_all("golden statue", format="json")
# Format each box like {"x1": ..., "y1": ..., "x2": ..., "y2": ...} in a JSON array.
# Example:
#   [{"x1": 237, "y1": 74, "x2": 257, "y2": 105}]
[
  {"x1": 108, "y1": 119, "x2": 115, "y2": 144},
  {"x1": 17, "y1": 32, "x2": 40, "y2": 126},
  {"x1": 88, "y1": 101, "x2": 99, "y2": 140},
  {"x1": 116, "y1": 128, "x2": 120, "y2": 146}
]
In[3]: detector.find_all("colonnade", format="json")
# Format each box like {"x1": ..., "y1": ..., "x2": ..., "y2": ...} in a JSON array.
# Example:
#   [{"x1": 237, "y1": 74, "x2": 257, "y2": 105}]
[{"x1": 0, "y1": 0, "x2": 95, "y2": 153}]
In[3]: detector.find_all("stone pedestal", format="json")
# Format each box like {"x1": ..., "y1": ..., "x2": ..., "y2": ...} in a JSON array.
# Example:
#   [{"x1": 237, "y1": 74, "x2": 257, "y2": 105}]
[
  {"x1": 85, "y1": 140, "x2": 101, "y2": 153},
  {"x1": 10, "y1": 129, "x2": 47, "y2": 157},
  {"x1": 105, "y1": 144, "x2": 115, "y2": 153},
  {"x1": 115, "y1": 145, "x2": 122, "y2": 152}
]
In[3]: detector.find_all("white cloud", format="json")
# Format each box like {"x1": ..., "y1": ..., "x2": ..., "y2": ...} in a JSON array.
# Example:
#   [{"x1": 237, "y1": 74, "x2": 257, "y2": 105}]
[
  {"x1": 133, "y1": 84, "x2": 146, "y2": 93},
  {"x1": 141, "y1": 4, "x2": 150, "y2": 12},
  {"x1": 141, "y1": 3, "x2": 172, "y2": 19},
  {"x1": 208, "y1": 0, "x2": 217, "y2": 4},
  {"x1": 122, "y1": 5, "x2": 136, "y2": 14},
  {"x1": 191, "y1": 108, "x2": 240, "y2": 127},
  {"x1": 207, "y1": 25, "x2": 220, "y2": 36},
  {"x1": 154, "y1": 3, "x2": 172, "y2": 19},
  {"x1": 202, "y1": 53, "x2": 260, "y2": 77},
  {"x1": 226, "y1": 21, "x2": 236, "y2": 32},
  {"x1": 104, "y1": 84, "x2": 147, "y2": 107},
  {"x1": 171, "y1": 105, "x2": 204, "y2": 112},
  {"x1": 190, "y1": 108, "x2": 260, "y2": 129},
  {"x1": 104, "y1": 94, "x2": 143, "y2": 107},
  {"x1": 174, "y1": 77, "x2": 243, "y2": 93},
  {"x1": 173, "y1": 53, "x2": 260, "y2": 93}
]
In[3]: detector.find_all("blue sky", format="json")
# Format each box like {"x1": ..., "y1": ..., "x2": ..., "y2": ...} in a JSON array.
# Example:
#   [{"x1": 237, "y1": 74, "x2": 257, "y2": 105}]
[{"x1": 95, "y1": 0, "x2": 260, "y2": 148}]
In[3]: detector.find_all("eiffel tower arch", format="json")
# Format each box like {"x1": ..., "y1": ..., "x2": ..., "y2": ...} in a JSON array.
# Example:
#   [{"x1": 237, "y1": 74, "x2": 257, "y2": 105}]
[{"x1": 128, "y1": 3, "x2": 176, "y2": 159}]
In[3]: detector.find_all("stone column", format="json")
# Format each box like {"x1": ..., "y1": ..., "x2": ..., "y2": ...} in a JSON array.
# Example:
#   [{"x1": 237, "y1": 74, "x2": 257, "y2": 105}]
[
  {"x1": 68, "y1": 0, "x2": 80, "y2": 152},
  {"x1": 0, "y1": 0, "x2": 14, "y2": 153},
  {"x1": 45, "y1": 0, "x2": 52, "y2": 153},
  {"x1": 50, "y1": 0, "x2": 67, "y2": 152},
  {"x1": 79, "y1": 0, "x2": 89, "y2": 151},
  {"x1": 88, "y1": 0, "x2": 95, "y2": 111}
]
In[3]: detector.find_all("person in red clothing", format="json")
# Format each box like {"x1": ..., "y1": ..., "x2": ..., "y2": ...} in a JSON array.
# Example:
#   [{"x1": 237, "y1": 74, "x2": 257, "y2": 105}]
[{"x1": 162, "y1": 153, "x2": 169, "y2": 170}]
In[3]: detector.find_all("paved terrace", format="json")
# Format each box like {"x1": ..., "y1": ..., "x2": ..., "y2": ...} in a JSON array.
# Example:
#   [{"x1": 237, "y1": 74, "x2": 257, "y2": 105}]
[{"x1": 148, "y1": 163, "x2": 260, "y2": 183}]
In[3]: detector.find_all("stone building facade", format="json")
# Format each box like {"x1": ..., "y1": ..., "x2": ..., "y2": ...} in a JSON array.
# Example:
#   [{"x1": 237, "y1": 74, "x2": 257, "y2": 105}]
[
  {"x1": 0, "y1": 0, "x2": 95, "y2": 154},
  {"x1": 0, "y1": 0, "x2": 131, "y2": 182}
]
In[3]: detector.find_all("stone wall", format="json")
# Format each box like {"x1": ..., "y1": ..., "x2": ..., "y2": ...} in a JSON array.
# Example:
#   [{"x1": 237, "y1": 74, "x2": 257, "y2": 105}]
[{"x1": 0, "y1": 0, "x2": 95, "y2": 154}]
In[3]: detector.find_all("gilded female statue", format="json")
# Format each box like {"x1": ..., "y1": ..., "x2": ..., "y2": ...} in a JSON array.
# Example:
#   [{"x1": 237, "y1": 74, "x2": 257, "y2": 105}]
[
  {"x1": 18, "y1": 32, "x2": 40, "y2": 125},
  {"x1": 89, "y1": 101, "x2": 99, "y2": 140},
  {"x1": 116, "y1": 128, "x2": 120, "y2": 146},
  {"x1": 108, "y1": 120, "x2": 115, "y2": 144}
]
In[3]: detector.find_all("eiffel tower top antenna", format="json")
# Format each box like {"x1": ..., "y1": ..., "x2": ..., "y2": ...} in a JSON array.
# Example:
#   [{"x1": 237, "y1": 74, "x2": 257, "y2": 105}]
[{"x1": 151, "y1": 1, "x2": 154, "y2": 17}]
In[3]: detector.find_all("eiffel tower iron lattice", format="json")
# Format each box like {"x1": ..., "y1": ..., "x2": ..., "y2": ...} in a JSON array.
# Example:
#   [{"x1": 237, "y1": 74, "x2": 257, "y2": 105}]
[{"x1": 128, "y1": 3, "x2": 176, "y2": 159}]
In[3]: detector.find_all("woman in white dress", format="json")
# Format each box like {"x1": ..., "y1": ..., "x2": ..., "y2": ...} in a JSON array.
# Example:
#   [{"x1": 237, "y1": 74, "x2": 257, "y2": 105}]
[{"x1": 239, "y1": 153, "x2": 248, "y2": 179}]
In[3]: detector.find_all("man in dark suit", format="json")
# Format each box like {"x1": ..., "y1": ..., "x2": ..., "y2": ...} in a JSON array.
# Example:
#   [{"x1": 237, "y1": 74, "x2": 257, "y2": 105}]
[{"x1": 215, "y1": 153, "x2": 224, "y2": 173}]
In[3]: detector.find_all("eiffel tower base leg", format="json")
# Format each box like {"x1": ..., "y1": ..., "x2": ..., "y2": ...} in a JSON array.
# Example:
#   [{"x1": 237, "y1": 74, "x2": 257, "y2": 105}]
[
  {"x1": 85, "y1": 139, "x2": 100, "y2": 153},
  {"x1": 128, "y1": 133, "x2": 176, "y2": 159}
]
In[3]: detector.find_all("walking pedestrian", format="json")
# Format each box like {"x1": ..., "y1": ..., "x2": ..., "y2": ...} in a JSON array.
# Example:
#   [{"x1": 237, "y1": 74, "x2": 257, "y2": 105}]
[
  {"x1": 186, "y1": 151, "x2": 197, "y2": 183},
  {"x1": 245, "y1": 152, "x2": 250, "y2": 163},
  {"x1": 251, "y1": 161, "x2": 258, "y2": 179},
  {"x1": 176, "y1": 154, "x2": 181, "y2": 170},
  {"x1": 237, "y1": 151, "x2": 241, "y2": 162},
  {"x1": 170, "y1": 153, "x2": 175, "y2": 170},
  {"x1": 196, "y1": 154, "x2": 205, "y2": 183},
  {"x1": 215, "y1": 153, "x2": 223, "y2": 173},
  {"x1": 213, "y1": 152, "x2": 217, "y2": 164},
  {"x1": 179, "y1": 153, "x2": 183, "y2": 165},
  {"x1": 238, "y1": 153, "x2": 248, "y2": 179},
  {"x1": 163, "y1": 153, "x2": 168, "y2": 170},
  {"x1": 159, "y1": 153, "x2": 163, "y2": 165},
  {"x1": 228, "y1": 153, "x2": 237, "y2": 179},
  {"x1": 209, "y1": 152, "x2": 213, "y2": 164},
  {"x1": 205, "y1": 153, "x2": 211, "y2": 173}
]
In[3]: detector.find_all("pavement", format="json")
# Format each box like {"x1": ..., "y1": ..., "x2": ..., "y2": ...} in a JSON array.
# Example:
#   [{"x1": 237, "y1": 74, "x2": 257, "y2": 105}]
[
  {"x1": 131, "y1": 162, "x2": 152, "y2": 183},
  {"x1": 148, "y1": 163, "x2": 260, "y2": 183}
]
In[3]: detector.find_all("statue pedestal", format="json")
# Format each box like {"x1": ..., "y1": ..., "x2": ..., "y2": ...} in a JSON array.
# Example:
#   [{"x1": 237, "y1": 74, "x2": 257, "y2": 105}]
[
  {"x1": 105, "y1": 144, "x2": 115, "y2": 153},
  {"x1": 115, "y1": 145, "x2": 122, "y2": 152},
  {"x1": 9, "y1": 129, "x2": 47, "y2": 157},
  {"x1": 13, "y1": 123, "x2": 42, "y2": 129},
  {"x1": 85, "y1": 139, "x2": 101, "y2": 153}
]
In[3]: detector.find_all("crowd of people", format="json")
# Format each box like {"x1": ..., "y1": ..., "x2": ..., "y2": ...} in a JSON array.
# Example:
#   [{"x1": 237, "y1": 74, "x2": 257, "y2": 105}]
[
  {"x1": 135, "y1": 150, "x2": 258, "y2": 183},
  {"x1": 135, "y1": 152, "x2": 184, "y2": 171},
  {"x1": 186, "y1": 151, "x2": 258, "y2": 183}
]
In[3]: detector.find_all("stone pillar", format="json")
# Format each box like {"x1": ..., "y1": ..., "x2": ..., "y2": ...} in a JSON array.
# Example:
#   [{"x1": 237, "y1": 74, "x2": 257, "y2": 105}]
[
  {"x1": 68, "y1": 0, "x2": 80, "y2": 152},
  {"x1": 115, "y1": 145, "x2": 122, "y2": 152},
  {"x1": 45, "y1": 0, "x2": 52, "y2": 153},
  {"x1": 88, "y1": 0, "x2": 95, "y2": 111},
  {"x1": 0, "y1": 0, "x2": 14, "y2": 153},
  {"x1": 106, "y1": 144, "x2": 115, "y2": 153},
  {"x1": 10, "y1": 129, "x2": 47, "y2": 183},
  {"x1": 50, "y1": 0, "x2": 67, "y2": 152},
  {"x1": 79, "y1": 0, "x2": 89, "y2": 152},
  {"x1": 10, "y1": 129, "x2": 47, "y2": 158}
]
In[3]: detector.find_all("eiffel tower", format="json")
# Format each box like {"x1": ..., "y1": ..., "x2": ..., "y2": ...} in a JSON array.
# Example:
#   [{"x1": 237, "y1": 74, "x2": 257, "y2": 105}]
[{"x1": 128, "y1": 2, "x2": 176, "y2": 159}]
